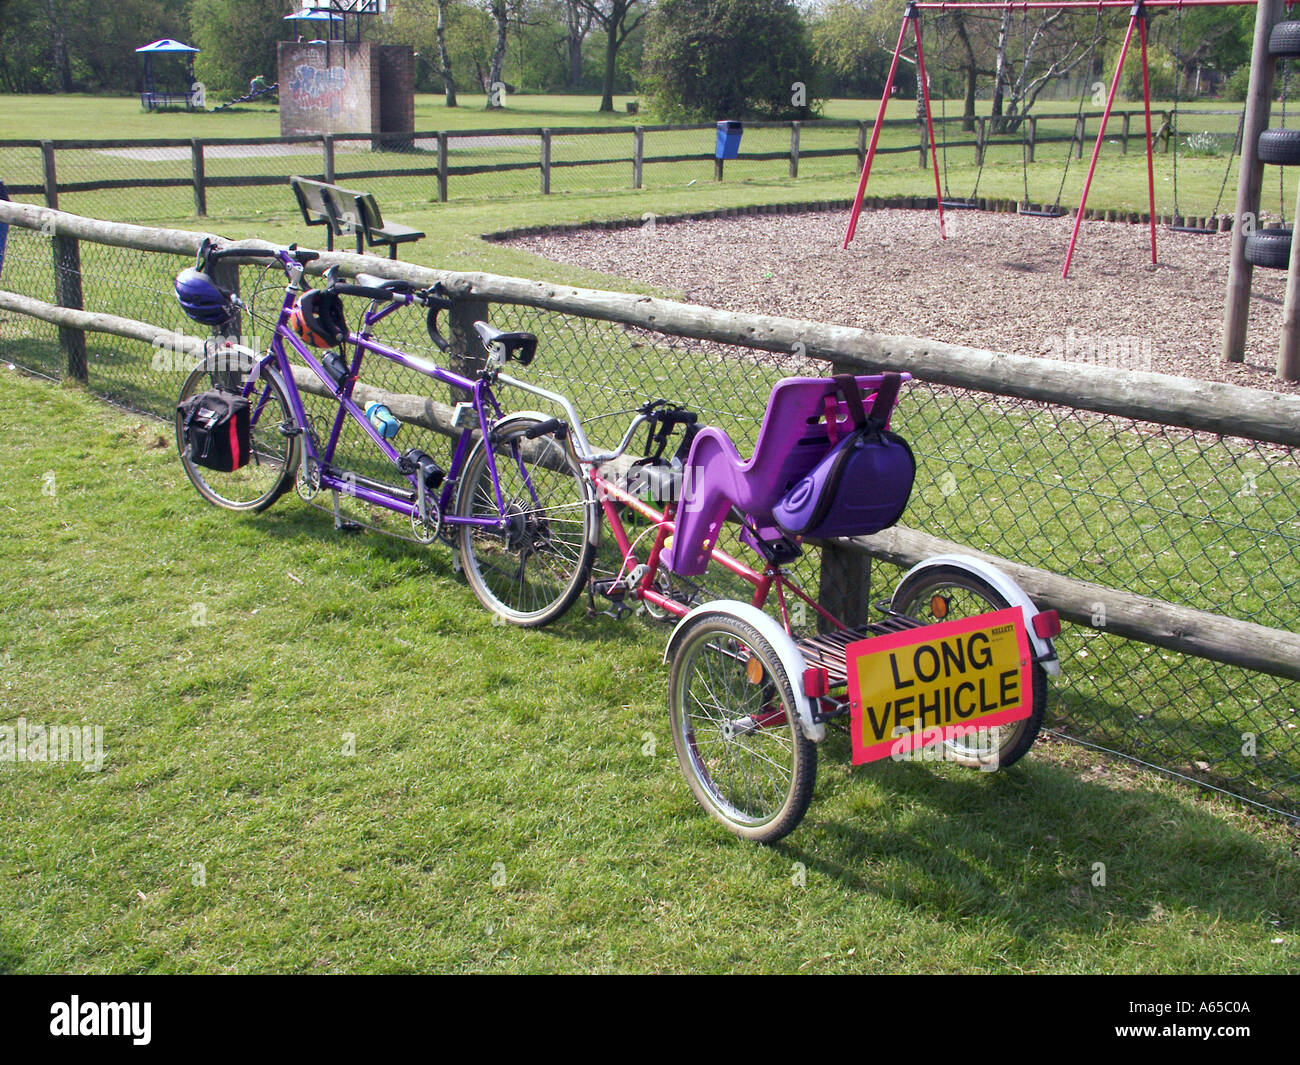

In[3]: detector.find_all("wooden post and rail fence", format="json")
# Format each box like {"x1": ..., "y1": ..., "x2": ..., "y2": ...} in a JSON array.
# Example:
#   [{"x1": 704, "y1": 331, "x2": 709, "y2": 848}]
[{"x1": 0, "y1": 199, "x2": 1296, "y2": 692}]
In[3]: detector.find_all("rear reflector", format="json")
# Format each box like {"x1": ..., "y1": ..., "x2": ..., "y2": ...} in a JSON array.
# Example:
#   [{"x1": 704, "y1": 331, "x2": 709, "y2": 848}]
[
  {"x1": 1032, "y1": 609, "x2": 1061, "y2": 640},
  {"x1": 802, "y1": 667, "x2": 829, "y2": 698}
]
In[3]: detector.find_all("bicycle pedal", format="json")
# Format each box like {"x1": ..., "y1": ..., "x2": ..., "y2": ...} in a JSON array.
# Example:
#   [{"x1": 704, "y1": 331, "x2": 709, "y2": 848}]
[{"x1": 593, "y1": 578, "x2": 627, "y2": 602}]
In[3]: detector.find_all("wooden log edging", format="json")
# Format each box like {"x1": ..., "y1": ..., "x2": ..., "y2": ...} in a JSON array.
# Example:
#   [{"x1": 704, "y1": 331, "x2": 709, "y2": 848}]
[{"x1": 1, "y1": 199, "x2": 1297, "y2": 448}]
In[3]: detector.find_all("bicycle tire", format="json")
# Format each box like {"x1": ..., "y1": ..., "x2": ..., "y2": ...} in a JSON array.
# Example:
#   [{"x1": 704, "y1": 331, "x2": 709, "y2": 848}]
[
  {"x1": 667, "y1": 613, "x2": 816, "y2": 844},
  {"x1": 174, "y1": 348, "x2": 299, "y2": 512},
  {"x1": 890, "y1": 565, "x2": 1047, "y2": 770},
  {"x1": 455, "y1": 415, "x2": 598, "y2": 627}
]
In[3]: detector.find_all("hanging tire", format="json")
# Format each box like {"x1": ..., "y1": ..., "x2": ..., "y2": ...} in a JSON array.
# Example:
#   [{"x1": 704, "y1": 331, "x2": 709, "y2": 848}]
[
  {"x1": 1258, "y1": 128, "x2": 1300, "y2": 166},
  {"x1": 1244, "y1": 227, "x2": 1293, "y2": 269},
  {"x1": 1269, "y1": 21, "x2": 1300, "y2": 58}
]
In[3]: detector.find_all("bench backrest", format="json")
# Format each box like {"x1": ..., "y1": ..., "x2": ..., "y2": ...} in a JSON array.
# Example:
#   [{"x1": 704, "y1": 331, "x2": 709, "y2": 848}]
[
  {"x1": 290, "y1": 175, "x2": 334, "y2": 227},
  {"x1": 321, "y1": 185, "x2": 368, "y2": 238}
]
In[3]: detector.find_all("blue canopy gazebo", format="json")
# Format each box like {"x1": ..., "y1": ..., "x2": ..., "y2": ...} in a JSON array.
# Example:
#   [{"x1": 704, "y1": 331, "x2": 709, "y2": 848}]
[{"x1": 136, "y1": 39, "x2": 201, "y2": 111}]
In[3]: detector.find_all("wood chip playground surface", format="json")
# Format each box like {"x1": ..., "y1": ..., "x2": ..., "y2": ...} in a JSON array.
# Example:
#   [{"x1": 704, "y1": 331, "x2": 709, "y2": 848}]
[{"x1": 508, "y1": 206, "x2": 1300, "y2": 395}]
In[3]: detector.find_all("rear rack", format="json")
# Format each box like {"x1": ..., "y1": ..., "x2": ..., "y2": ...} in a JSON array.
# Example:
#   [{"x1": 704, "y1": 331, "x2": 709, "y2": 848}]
[{"x1": 796, "y1": 611, "x2": 924, "y2": 689}]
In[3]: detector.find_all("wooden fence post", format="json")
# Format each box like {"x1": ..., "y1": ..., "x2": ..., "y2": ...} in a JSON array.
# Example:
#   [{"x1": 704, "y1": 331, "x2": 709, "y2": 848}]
[
  {"x1": 633, "y1": 126, "x2": 643, "y2": 189},
  {"x1": 789, "y1": 121, "x2": 800, "y2": 179},
  {"x1": 447, "y1": 297, "x2": 490, "y2": 402},
  {"x1": 817, "y1": 361, "x2": 873, "y2": 629},
  {"x1": 975, "y1": 117, "x2": 986, "y2": 166},
  {"x1": 1027, "y1": 116, "x2": 1037, "y2": 163},
  {"x1": 51, "y1": 232, "x2": 88, "y2": 382},
  {"x1": 714, "y1": 157, "x2": 724, "y2": 182},
  {"x1": 540, "y1": 128, "x2": 552, "y2": 195},
  {"x1": 40, "y1": 145, "x2": 87, "y2": 380},
  {"x1": 1121, "y1": 112, "x2": 1131, "y2": 155},
  {"x1": 858, "y1": 121, "x2": 868, "y2": 169},
  {"x1": 1225, "y1": 0, "x2": 1285, "y2": 363},
  {"x1": 191, "y1": 140, "x2": 206, "y2": 217},
  {"x1": 1075, "y1": 116, "x2": 1085, "y2": 160},
  {"x1": 211, "y1": 258, "x2": 242, "y2": 341},
  {"x1": 918, "y1": 118, "x2": 929, "y2": 168},
  {"x1": 322, "y1": 135, "x2": 336, "y2": 184},
  {"x1": 41, "y1": 141, "x2": 58, "y2": 209},
  {"x1": 437, "y1": 132, "x2": 449, "y2": 203}
]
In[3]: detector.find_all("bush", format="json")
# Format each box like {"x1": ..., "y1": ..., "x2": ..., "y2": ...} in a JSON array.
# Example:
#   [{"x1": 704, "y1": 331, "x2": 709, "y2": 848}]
[
  {"x1": 641, "y1": 0, "x2": 822, "y2": 121},
  {"x1": 1223, "y1": 66, "x2": 1252, "y2": 102}
]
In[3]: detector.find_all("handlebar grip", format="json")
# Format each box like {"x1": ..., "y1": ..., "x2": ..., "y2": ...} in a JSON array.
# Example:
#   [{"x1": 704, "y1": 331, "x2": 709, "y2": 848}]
[
  {"x1": 334, "y1": 283, "x2": 397, "y2": 301},
  {"x1": 523, "y1": 418, "x2": 567, "y2": 441}
]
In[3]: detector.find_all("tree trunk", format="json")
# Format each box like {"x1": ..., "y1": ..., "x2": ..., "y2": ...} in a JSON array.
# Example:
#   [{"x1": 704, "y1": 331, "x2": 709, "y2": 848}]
[
  {"x1": 954, "y1": 14, "x2": 978, "y2": 132},
  {"x1": 45, "y1": 0, "x2": 72, "y2": 93},
  {"x1": 991, "y1": 10, "x2": 1010, "y2": 132},
  {"x1": 599, "y1": 25, "x2": 617, "y2": 112},
  {"x1": 487, "y1": 0, "x2": 508, "y2": 108},
  {"x1": 437, "y1": 0, "x2": 458, "y2": 107},
  {"x1": 568, "y1": 35, "x2": 585, "y2": 88}
]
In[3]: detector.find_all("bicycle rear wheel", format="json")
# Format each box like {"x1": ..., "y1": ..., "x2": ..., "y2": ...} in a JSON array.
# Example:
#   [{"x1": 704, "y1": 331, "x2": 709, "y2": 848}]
[
  {"x1": 890, "y1": 565, "x2": 1046, "y2": 770},
  {"x1": 175, "y1": 347, "x2": 299, "y2": 512},
  {"x1": 668, "y1": 613, "x2": 816, "y2": 843},
  {"x1": 456, "y1": 415, "x2": 598, "y2": 627}
]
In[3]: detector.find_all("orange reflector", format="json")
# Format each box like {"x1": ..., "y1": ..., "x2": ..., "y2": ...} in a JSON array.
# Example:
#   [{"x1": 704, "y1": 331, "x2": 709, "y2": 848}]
[
  {"x1": 929, "y1": 595, "x2": 949, "y2": 619},
  {"x1": 745, "y1": 657, "x2": 765, "y2": 685},
  {"x1": 802, "y1": 667, "x2": 829, "y2": 698},
  {"x1": 1032, "y1": 609, "x2": 1061, "y2": 639}
]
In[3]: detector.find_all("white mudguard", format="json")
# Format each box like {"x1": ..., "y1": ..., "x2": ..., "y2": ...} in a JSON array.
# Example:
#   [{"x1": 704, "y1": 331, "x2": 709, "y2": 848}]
[
  {"x1": 893, "y1": 554, "x2": 1062, "y2": 676},
  {"x1": 664, "y1": 600, "x2": 825, "y2": 743}
]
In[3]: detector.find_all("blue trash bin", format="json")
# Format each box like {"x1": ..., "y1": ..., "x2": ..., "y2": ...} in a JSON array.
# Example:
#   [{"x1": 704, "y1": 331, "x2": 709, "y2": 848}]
[{"x1": 715, "y1": 121, "x2": 743, "y2": 160}]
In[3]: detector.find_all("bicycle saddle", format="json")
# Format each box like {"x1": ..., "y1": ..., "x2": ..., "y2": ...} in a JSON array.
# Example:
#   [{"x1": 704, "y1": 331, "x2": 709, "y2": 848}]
[{"x1": 474, "y1": 321, "x2": 537, "y2": 366}]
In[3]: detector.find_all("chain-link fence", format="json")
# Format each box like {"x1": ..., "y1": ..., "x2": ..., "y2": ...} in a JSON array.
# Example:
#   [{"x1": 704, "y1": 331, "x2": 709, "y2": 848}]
[{"x1": 1, "y1": 206, "x2": 1297, "y2": 821}]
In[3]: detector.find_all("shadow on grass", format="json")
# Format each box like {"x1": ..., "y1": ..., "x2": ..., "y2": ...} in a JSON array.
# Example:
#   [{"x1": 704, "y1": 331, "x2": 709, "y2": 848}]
[{"x1": 784, "y1": 727, "x2": 1296, "y2": 938}]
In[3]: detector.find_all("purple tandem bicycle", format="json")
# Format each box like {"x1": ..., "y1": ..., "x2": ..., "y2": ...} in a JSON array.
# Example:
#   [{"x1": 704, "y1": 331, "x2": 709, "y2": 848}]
[{"x1": 172, "y1": 240, "x2": 599, "y2": 627}]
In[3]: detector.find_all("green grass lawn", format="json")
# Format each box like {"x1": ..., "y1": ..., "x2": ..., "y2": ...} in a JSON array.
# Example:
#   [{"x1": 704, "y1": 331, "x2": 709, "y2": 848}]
[
  {"x1": 2, "y1": 92, "x2": 1299, "y2": 972},
  {"x1": 1, "y1": 368, "x2": 1297, "y2": 973}
]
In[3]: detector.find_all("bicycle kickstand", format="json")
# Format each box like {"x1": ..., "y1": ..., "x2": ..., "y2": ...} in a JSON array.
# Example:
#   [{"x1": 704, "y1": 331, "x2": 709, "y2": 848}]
[{"x1": 331, "y1": 489, "x2": 363, "y2": 534}]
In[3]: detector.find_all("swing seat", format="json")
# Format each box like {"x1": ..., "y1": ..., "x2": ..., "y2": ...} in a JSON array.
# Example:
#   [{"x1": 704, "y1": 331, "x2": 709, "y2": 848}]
[
  {"x1": 660, "y1": 374, "x2": 909, "y2": 577},
  {"x1": 1018, "y1": 203, "x2": 1066, "y2": 218},
  {"x1": 940, "y1": 199, "x2": 982, "y2": 210},
  {"x1": 1165, "y1": 223, "x2": 1218, "y2": 235}
]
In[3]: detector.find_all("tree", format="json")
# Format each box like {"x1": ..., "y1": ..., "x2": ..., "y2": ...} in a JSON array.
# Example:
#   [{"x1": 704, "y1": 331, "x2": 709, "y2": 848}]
[
  {"x1": 562, "y1": 0, "x2": 594, "y2": 89},
  {"x1": 485, "y1": 0, "x2": 508, "y2": 105},
  {"x1": 437, "y1": 0, "x2": 458, "y2": 105},
  {"x1": 576, "y1": 0, "x2": 645, "y2": 112},
  {"x1": 809, "y1": 0, "x2": 895, "y2": 99},
  {"x1": 190, "y1": 0, "x2": 284, "y2": 96},
  {"x1": 641, "y1": 0, "x2": 820, "y2": 121}
]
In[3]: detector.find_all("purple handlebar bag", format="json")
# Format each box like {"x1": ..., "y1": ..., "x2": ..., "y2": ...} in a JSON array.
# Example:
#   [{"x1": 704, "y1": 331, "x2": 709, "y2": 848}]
[{"x1": 771, "y1": 374, "x2": 915, "y2": 539}]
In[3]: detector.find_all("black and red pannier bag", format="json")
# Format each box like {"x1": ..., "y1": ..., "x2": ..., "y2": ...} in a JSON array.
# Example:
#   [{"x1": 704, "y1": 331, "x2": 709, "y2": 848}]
[{"x1": 177, "y1": 389, "x2": 251, "y2": 472}]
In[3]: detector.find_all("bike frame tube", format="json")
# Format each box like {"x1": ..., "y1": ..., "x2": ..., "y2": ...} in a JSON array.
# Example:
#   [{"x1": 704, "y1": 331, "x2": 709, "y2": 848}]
[
  {"x1": 256, "y1": 296, "x2": 507, "y2": 529},
  {"x1": 590, "y1": 467, "x2": 846, "y2": 632}
]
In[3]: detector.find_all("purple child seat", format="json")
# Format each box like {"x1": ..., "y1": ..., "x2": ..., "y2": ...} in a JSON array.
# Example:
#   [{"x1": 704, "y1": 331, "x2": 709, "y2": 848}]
[{"x1": 661, "y1": 373, "x2": 911, "y2": 576}]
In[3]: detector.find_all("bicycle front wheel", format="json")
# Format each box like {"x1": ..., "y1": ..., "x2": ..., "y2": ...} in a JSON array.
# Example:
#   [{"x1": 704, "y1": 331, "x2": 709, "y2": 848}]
[
  {"x1": 668, "y1": 613, "x2": 816, "y2": 844},
  {"x1": 174, "y1": 348, "x2": 299, "y2": 512},
  {"x1": 456, "y1": 415, "x2": 598, "y2": 627},
  {"x1": 890, "y1": 565, "x2": 1047, "y2": 770}
]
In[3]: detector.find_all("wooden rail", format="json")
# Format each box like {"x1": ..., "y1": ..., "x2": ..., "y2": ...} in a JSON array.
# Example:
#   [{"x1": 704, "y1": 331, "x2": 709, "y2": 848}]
[{"x1": 0, "y1": 201, "x2": 1296, "y2": 690}]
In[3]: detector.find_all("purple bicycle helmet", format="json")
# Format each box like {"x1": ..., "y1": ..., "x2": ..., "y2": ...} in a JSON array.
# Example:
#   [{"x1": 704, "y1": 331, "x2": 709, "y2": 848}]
[{"x1": 174, "y1": 267, "x2": 234, "y2": 326}]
